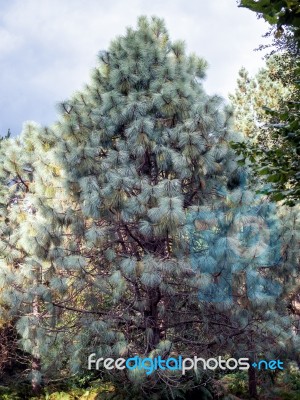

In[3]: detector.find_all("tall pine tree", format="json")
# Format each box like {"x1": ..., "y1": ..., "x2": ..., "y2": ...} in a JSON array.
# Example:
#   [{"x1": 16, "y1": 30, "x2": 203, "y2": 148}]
[{"x1": 0, "y1": 17, "x2": 298, "y2": 398}]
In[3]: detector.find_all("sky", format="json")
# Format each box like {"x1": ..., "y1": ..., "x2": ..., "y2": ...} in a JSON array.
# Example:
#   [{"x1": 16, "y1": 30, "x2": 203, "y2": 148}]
[{"x1": 0, "y1": 0, "x2": 272, "y2": 137}]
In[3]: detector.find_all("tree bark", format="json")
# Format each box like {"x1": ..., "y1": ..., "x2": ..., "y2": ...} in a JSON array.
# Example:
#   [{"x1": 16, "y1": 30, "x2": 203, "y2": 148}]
[
  {"x1": 31, "y1": 355, "x2": 41, "y2": 395},
  {"x1": 144, "y1": 288, "x2": 161, "y2": 351},
  {"x1": 248, "y1": 363, "x2": 258, "y2": 399},
  {"x1": 31, "y1": 295, "x2": 42, "y2": 395}
]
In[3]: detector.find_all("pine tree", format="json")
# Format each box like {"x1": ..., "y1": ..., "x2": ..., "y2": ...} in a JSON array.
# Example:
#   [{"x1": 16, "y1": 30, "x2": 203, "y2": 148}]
[
  {"x1": 235, "y1": 1, "x2": 300, "y2": 205},
  {"x1": 229, "y1": 54, "x2": 300, "y2": 202},
  {"x1": 0, "y1": 126, "x2": 44, "y2": 393},
  {"x1": 230, "y1": 53, "x2": 300, "y2": 394},
  {"x1": 229, "y1": 55, "x2": 292, "y2": 140},
  {"x1": 0, "y1": 17, "x2": 298, "y2": 398}
]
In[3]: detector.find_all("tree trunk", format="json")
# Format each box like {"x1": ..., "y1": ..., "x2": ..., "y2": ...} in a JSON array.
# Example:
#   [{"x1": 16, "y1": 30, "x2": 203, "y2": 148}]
[
  {"x1": 144, "y1": 288, "x2": 161, "y2": 351},
  {"x1": 248, "y1": 363, "x2": 258, "y2": 399},
  {"x1": 31, "y1": 355, "x2": 41, "y2": 395},
  {"x1": 31, "y1": 295, "x2": 42, "y2": 395}
]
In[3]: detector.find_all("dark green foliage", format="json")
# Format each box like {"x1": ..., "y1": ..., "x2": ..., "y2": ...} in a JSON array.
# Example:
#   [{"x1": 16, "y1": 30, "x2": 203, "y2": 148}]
[
  {"x1": 239, "y1": 0, "x2": 300, "y2": 40},
  {"x1": 234, "y1": 1, "x2": 300, "y2": 205},
  {"x1": 0, "y1": 129, "x2": 11, "y2": 142},
  {"x1": 231, "y1": 82, "x2": 300, "y2": 205}
]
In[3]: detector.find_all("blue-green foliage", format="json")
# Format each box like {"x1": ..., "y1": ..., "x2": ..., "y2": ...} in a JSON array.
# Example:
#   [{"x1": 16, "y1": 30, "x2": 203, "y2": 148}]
[
  {"x1": 189, "y1": 186, "x2": 283, "y2": 303},
  {"x1": 0, "y1": 16, "x2": 298, "y2": 398}
]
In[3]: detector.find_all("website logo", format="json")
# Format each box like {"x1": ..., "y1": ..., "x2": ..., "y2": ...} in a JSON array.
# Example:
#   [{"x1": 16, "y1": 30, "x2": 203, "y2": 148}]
[{"x1": 88, "y1": 354, "x2": 284, "y2": 375}]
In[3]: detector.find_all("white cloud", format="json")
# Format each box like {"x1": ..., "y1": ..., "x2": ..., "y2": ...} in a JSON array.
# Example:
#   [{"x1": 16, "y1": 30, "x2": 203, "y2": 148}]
[
  {"x1": 0, "y1": 27, "x2": 22, "y2": 56},
  {"x1": 0, "y1": 0, "x2": 272, "y2": 136}
]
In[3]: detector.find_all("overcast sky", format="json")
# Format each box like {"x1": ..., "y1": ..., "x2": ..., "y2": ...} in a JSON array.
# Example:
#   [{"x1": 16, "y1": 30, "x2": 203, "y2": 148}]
[{"x1": 0, "y1": 0, "x2": 271, "y2": 137}]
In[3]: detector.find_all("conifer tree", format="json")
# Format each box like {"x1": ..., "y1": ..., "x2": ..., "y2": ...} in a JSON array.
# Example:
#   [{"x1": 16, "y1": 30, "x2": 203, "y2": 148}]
[
  {"x1": 0, "y1": 126, "x2": 44, "y2": 393},
  {"x1": 0, "y1": 17, "x2": 298, "y2": 398},
  {"x1": 236, "y1": 1, "x2": 300, "y2": 205},
  {"x1": 229, "y1": 55, "x2": 292, "y2": 140},
  {"x1": 229, "y1": 54, "x2": 300, "y2": 200}
]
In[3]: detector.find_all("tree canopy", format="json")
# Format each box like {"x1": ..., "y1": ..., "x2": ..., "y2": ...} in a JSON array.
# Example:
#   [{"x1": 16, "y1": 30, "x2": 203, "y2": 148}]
[
  {"x1": 233, "y1": 1, "x2": 300, "y2": 205},
  {"x1": 0, "y1": 14, "x2": 299, "y2": 400}
]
